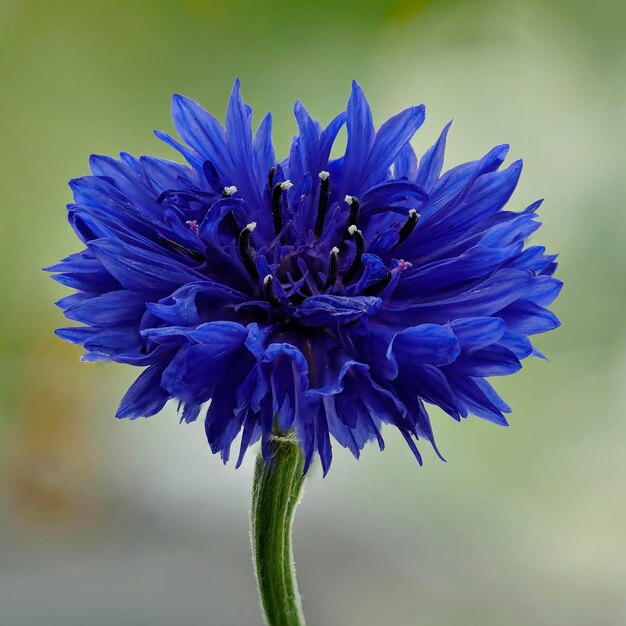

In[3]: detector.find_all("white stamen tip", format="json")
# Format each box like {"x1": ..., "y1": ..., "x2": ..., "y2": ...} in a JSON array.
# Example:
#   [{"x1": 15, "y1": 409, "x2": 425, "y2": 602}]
[
  {"x1": 331, "y1": 246, "x2": 340, "y2": 255},
  {"x1": 263, "y1": 274, "x2": 272, "y2": 285},
  {"x1": 318, "y1": 170, "x2": 330, "y2": 181},
  {"x1": 348, "y1": 224, "x2": 359, "y2": 235},
  {"x1": 246, "y1": 221, "x2": 257, "y2": 231},
  {"x1": 223, "y1": 185, "x2": 238, "y2": 196},
  {"x1": 280, "y1": 180, "x2": 294, "y2": 190},
  {"x1": 345, "y1": 195, "x2": 354, "y2": 205},
  {"x1": 409, "y1": 209, "x2": 419, "y2": 218}
]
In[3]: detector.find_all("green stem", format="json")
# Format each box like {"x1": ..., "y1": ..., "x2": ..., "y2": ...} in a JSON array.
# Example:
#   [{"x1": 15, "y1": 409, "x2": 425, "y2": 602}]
[{"x1": 250, "y1": 433, "x2": 307, "y2": 626}]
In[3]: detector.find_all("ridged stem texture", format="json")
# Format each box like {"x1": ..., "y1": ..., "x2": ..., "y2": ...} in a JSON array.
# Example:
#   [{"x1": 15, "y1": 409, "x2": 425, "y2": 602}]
[{"x1": 251, "y1": 434, "x2": 306, "y2": 626}]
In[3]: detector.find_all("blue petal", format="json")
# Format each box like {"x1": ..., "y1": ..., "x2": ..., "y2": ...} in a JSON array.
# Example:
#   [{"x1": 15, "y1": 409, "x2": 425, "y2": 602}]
[
  {"x1": 361, "y1": 104, "x2": 425, "y2": 188},
  {"x1": 252, "y1": 112, "x2": 276, "y2": 190},
  {"x1": 360, "y1": 179, "x2": 428, "y2": 211},
  {"x1": 451, "y1": 345, "x2": 521, "y2": 377},
  {"x1": 427, "y1": 144, "x2": 509, "y2": 214},
  {"x1": 189, "y1": 320, "x2": 249, "y2": 348},
  {"x1": 415, "y1": 121, "x2": 452, "y2": 191},
  {"x1": 261, "y1": 343, "x2": 309, "y2": 432},
  {"x1": 55, "y1": 326, "x2": 99, "y2": 344},
  {"x1": 319, "y1": 111, "x2": 346, "y2": 168},
  {"x1": 171, "y1": 93, "x2": 233, "y2": 174},
  {"x1": 161, "y1": 322, "x2": 250, "y2": 403},
  {"x1": 62, "y1": 290, "x2": 147, "y2": 327},
  {"x1": 295, "y1": 295, "x2": 381, "y2": 327},
  {"x1": 147, "y1": 281, "x2": 246, "y2": 326},
  {"x1": 523, "y1": 275, "x2": 563, "y2": 307},
  {"x1": 154, "y1": 129, "x2": 204, "y2": 169},
  {"x1": 499, "y1": 329, "x2": 534, "y2": 359},
  {"x1": 395, "y1": 364, "x2": 462, "y2": 420},
  {"x1": 293, "y1": 100, "x2": 320, "y2": 177},
  {"x1": 394, "y1": 142, "x2": 418, "y2": 180},
  {"x1": 116, "y1": 363, "x2": 170, "y2": 419},
  {"x1": 395, "y1": 243, "x2": 523, "y2": 297},
  {"x1": 387, "y1": 269, "x2": 534, "y2": 324},
  {"x1": 446, "y1": 374, "x2": 509, "y2": 425},
  {"x1": 418, "y1": 159, "x2": 522, "y2": 248},
  {"x1": 69, "y1": 175, "x2": 133, "y2": 214},
  {"x1": 450, "y1": 317, "x2": 506, "y2": 353},
  {"x1": 46, "y1": 251, "x2": 121, "y2": 292},
  {"x1": 89, "y1": 154, "x2": 155, "y2": 207},
  {"x1": 340, "y1": 80, "x2": 375, "y2": 196},
  {"x1": 225, "y1": 79, "x2": 263, "y2": 208},
  {"x1": 88, "y1": 238, "x2": 204, "y2": 293},
  {"x1": 499, "y1": 299, "x2": 560, "y2": 335},
  {"x1": 138, "y1": 156, "x2": 199, "y2": 195},
  {"x1": 389, "y1": 324, "x2": 460, "y2": 375}
]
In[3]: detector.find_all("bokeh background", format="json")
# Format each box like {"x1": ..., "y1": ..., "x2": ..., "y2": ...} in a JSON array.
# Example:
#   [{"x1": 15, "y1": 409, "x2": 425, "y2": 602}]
[{"x1": 1, "y1": 0, "x2": 624, "y2": 624}]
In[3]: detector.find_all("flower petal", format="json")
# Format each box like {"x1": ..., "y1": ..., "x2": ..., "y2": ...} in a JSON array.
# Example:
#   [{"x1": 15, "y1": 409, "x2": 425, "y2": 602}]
[
  {"x1": 116, "y1": 363, "x2": 170, "y2": 419},
  {"x1": 295, "y1": 295, "x2": 381, "y2": 327}
]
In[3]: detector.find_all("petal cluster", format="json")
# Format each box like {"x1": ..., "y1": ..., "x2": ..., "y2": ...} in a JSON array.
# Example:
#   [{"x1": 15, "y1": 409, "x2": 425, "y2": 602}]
[{"x1": 48, "y1": 80, "x2": 561, "y2": 474}]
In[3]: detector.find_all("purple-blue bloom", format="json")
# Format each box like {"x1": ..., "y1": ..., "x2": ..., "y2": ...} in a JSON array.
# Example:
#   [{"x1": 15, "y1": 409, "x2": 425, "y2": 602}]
[{"x1": 48, "y1": 80, "x2": 561, "y2": 475}]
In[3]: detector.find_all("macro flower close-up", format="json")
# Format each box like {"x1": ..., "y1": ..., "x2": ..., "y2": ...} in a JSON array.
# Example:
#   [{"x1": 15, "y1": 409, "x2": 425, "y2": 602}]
[
  {"x1": 48, "y1": 79, "x2": 561, "y2": 476},
  {"x1": 6, "y1": 2, "x2": 626, "y2": 625}
]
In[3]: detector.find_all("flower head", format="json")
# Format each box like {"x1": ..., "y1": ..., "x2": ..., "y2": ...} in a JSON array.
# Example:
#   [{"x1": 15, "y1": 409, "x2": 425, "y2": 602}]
[{"x1": 48, "y1": 80, "x2": 561, "y2": 474}]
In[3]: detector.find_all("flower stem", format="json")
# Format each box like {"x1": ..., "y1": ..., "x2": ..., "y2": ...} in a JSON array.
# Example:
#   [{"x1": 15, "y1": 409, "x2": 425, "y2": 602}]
[{"x1": 250, "y1": 434, "x2": 307, "y2": 626}]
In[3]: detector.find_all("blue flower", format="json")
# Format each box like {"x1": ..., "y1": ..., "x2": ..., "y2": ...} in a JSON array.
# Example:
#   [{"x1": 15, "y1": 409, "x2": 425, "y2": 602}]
[{"x1": 48, "y1": 80, "x2": 561, "y2": 475}]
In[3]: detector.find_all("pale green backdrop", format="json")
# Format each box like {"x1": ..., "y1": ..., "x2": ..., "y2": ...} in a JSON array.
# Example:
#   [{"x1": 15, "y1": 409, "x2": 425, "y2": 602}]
[{"x1": 1, "y1": 1, "x2": 624, "y2": 625}]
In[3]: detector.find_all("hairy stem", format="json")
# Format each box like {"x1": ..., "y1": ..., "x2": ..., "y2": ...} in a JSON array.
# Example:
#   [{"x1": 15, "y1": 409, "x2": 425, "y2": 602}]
[{"x1": 250, "y1": 434, "x2": 306, "y2": 626}]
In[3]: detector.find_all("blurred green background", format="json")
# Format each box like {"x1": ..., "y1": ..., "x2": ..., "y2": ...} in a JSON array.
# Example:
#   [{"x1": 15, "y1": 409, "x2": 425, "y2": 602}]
[{"x1": 1, "y1": 0, "x2": 624, "y2": 624}]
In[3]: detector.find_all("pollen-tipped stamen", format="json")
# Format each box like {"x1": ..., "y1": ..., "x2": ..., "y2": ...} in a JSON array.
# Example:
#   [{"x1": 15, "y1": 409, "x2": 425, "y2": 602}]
[
  {"x1": 345, "y1": 195, "x2": 360, "y2": 230},
  {"x1": 263, "y1": 274, "x2": 281, "y2": 307},
  {"x1": 268, "y1": 166, "x2": 277, "y2": 191},
  {"x1": 323, "y1": 247, "x2": 340, "y2": 292},
  {"x1": 314, "y1": 171, "x2": 331, "y2": 238},
  {"x1": 239, "y1": 222, "x2": 259, "y2": 280},
  {"x1": 272, "y1": 181, "x2": 293, "y2": 237},
  {"x1": 392, "y1": 209, "x2": 420, "y2": 250},
  {"x1": 342, "y1": 225, "x2": 365, "y2": 284},
  {"x1": 219, "y1": 186, "x2": 240, "y2": 235}
]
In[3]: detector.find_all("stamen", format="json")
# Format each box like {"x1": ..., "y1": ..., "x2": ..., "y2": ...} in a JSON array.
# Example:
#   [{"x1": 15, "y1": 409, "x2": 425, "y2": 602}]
[
  {"x1": 238, "y1": 222, "x2": 258, "y2": 280},
  {"x1": 219, "y1": 186, "x2": 241, "y2": 235},
  {"x1": 323, "y1": 247, "x2": 340, "y2": 291},
  {"x1": 271, "y1": 181, "x2": 292, "y2": 236},
  {"x1": 346, "y1": 196, "x2": 360, "y2": 230},
  {"x1": 362, "y1": 269, "x2": 392, "y2": 296},
  {"x1": 392, "y1": 209, "x2": 420, "y2": 249},
  {"x1": 314, "y1": 171, "x2": 331, "y2": 237},
  {"x1": 158, "y1": 237, "x2": 205, "y2": 263},
  {"x1": 342, "y1": 227, "x2": 365, "y2": 284},
  {"x1": 263, "y1": 274, "x2": 281, "y2": 306},
  {"x1": 268, "y1": 166, "x2": 277, "y2": 190},
  {"x1": 185, "y1": 220, "x2": 199, "y2": 235}
]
